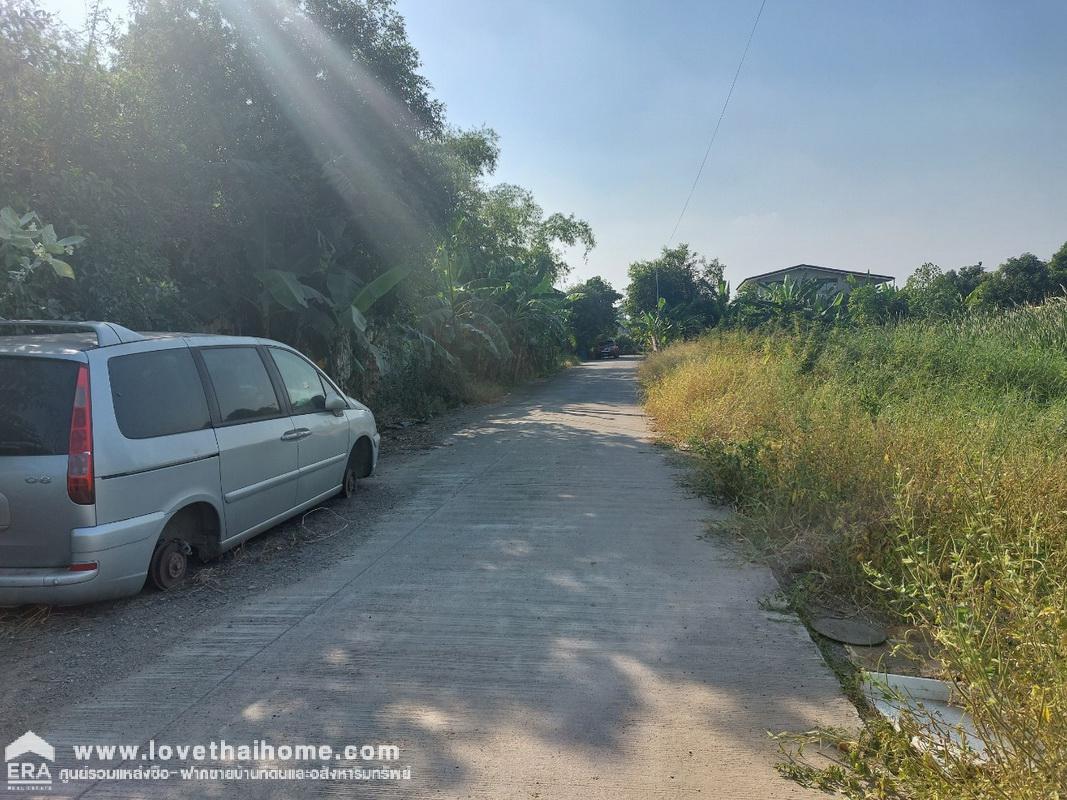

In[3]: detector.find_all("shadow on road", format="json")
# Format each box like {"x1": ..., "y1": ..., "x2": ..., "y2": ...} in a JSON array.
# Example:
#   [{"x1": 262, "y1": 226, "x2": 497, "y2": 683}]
[{"x1": 32, "y1": 358, "x2": 853, "y2": 798}]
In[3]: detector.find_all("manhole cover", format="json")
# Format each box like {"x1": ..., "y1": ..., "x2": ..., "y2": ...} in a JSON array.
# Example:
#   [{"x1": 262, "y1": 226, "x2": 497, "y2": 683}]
[{"x1": 810, "y1": 614, "x2": 888, "y2": 646}]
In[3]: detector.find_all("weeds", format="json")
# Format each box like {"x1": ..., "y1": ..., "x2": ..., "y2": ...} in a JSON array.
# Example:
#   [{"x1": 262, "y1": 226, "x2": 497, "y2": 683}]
[
  {"x1": 0, "y1": 605, "x2": 51, "y2": 635},
  {"x1": 640, "y1": 302, "x2": 1067, "y2": 798}
]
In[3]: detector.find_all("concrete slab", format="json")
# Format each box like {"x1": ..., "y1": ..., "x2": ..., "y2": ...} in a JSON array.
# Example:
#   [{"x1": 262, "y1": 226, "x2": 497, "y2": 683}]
[{"x1": 27, "y1": 357, "x2": 856, "y2": 798}]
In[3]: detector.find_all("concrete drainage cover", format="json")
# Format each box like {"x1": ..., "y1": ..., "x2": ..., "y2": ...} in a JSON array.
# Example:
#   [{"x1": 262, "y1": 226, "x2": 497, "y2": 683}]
[{"x1": 809, "y1": 614, "x2": 888, "y2": 646}]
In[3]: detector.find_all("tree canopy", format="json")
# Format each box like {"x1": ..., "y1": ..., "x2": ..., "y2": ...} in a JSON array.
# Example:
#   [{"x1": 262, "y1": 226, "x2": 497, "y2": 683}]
[
  {"x1": 566, "y1": 276, "x2": 621, "y2": 356},
  {"x1": 0, "y1": 0, "x2": 596, "y2": 414},
  {"x1": 623, "y1": 244, "x2": 727, "y2": 337},
  {"x1": 619, "y1": 240, "x2": 1067, "y2": 348}
]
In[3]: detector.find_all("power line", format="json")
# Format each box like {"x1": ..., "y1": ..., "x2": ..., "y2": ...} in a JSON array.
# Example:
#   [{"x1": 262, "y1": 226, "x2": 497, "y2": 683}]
[{"x1": 665, "y1": 0, "x2": 768, "y2": 247}]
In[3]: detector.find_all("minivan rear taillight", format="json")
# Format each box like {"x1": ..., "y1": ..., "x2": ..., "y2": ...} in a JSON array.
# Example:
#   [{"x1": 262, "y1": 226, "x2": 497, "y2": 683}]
[{"x1": 67, "y1": 363, "x2": 94, "y2": 505}]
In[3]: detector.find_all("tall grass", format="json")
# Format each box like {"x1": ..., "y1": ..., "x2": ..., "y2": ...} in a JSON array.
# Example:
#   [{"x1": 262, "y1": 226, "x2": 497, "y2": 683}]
[{"x1": 640, "y1": 299, "x2": 1067, "y2": 798}]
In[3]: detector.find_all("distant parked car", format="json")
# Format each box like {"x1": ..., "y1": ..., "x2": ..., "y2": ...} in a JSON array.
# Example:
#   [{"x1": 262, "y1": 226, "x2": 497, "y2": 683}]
[
  {"x1": 0, "y1": 320, "x2": 379, "y2": 606},
  {"x1": 593, "y1": 339, "x2": 620, "y2": 359}
]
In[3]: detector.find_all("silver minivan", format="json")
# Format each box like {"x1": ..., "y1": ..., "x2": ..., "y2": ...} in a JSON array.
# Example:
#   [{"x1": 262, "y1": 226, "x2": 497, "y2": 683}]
[{"x1": 0, "y1": 320, "x2": 379, "y2": 606}]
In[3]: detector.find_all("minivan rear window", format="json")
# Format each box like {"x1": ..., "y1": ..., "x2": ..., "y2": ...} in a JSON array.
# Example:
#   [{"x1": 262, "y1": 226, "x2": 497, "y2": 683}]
[
  {"x1": 108, "y1": 349, "x2": 211, "y2": 439},
  {"x1": 0, "y1": 357, "x2": 79, "y2": 456}
]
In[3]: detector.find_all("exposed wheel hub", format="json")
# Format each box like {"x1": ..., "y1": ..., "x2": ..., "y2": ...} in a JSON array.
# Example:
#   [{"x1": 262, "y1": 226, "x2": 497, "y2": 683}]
[{"x1": 150, "y1": 539, "x2": 190, "y2": 591}]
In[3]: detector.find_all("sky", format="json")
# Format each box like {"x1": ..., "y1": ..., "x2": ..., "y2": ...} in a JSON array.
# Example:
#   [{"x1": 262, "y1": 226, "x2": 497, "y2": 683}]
[{"x1": 38, "y1": 0, "x2": 1067, "y2": 291}]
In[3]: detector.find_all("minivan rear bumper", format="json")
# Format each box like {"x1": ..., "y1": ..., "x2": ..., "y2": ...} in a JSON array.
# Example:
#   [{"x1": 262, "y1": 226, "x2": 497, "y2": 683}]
[{"x1": 0, "y1": 511, "x2": 163, "y2": 606}]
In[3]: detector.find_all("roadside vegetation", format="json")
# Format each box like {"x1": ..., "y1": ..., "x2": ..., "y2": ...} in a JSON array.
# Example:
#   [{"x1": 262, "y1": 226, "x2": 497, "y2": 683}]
[
  {"x1": 638, "y1": 279, "x2": 1067, "y2": 795},
  {"x1": 623, "y1": 242, "x2": 1067, "y2": 352},
  {"x1": 0, "y1": 0, "x2": 626, "y2": 419}
]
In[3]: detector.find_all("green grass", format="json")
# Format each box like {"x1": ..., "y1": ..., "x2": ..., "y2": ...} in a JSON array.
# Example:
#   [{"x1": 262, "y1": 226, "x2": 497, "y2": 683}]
[{"x1": 640, "y1": 298, "x2": 1067, "y2": 799}]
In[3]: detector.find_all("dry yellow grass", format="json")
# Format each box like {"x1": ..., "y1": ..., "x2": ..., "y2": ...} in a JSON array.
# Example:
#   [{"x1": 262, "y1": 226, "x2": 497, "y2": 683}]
[{"x1": 640, "y1": 317, "x2": 1067, "y2": 798}]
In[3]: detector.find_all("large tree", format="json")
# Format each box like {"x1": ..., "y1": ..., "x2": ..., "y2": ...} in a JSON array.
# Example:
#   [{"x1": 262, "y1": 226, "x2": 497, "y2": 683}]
[
  {"x1": 903, "y1": 262, "x2": 987, "y2": 318},
  {"x1": 623, "y1": 244, "x2": 726, "y2": 335},
  {"x1": 969, "y1": 252, "x2": 1062, "y2": 310},
  {"x1": 566, "y1": 276, "x2": 620, "y2": 356},
  {"x1": 1048, "y1": 241, "x2": 1067, "y2": 292}
]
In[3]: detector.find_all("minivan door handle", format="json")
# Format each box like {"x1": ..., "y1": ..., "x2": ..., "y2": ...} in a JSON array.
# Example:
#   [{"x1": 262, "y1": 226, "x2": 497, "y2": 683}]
[{"x1": 280, "y1": 428, "x2": 311, "y2": 442}]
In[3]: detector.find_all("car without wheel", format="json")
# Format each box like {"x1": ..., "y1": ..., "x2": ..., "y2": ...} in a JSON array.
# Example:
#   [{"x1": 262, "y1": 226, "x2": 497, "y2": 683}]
[{"x1": 0, "y1": 320, "x2": 380, "y2": 606}]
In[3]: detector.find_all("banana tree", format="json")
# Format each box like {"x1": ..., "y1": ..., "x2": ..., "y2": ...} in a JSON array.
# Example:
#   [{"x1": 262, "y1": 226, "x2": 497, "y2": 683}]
[
  {"x1": 246, "y1": 229, "x2": 411, "y2": 383},
  {"x1": 738, "y1": 276, "x2": 845, "y2": 326},
  {"x1": 481, "y1": 264, "x2": 571, "y2": 378},
  {"x1": 418, "y1": 240, "x2": 511, "y2": 370},
  {"x1": 711, "y1": 278, "x2": 733, "y2": 326},
  {"x1": 631, "y1": 297, "x2": 674, "y2": 352}
]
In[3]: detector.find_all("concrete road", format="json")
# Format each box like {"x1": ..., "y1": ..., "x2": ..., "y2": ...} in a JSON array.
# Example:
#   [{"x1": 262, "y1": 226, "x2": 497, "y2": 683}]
[{"x1": 29, "y1": 358, "x2": 855, "y2": 799}]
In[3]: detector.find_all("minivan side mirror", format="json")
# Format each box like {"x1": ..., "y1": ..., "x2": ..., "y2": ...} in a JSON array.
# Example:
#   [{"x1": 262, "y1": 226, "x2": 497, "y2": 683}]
[{"x1": 325, "y1": 396, "x2": 347, "y2": 416}]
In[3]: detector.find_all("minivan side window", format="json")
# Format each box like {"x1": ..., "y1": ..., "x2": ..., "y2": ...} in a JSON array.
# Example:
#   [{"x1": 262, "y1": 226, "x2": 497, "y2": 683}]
[
  {"x1": 109, "y1": 349, "x2": 211, "y2": 439},
  {"x1": 269, "y1": 348, "x2": 327, "y2": 414},
  {"x1": 200, "y1": 347, "x2": 281, "y2": 424}
]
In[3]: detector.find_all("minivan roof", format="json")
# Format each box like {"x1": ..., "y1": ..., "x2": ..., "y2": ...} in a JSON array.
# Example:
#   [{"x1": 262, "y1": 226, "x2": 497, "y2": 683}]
[
  {"x1": 0, "y1": 320, "x2": 144, "y2": 349},
  {"x1": 0, "y1": 320, "x2": 299, "y2": 357},
  {"x1": 0, "y1": 332, "x2": 98, "y2": 356}
]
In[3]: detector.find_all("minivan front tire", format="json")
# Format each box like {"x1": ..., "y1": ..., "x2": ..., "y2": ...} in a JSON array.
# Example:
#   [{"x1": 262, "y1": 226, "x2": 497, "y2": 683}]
[
  {"x1": 341, "y1": 463, "x2": 358, "y2": 499},
  {"x1": 340, "y1": 439, "x2": 373, "y2": 500}
]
